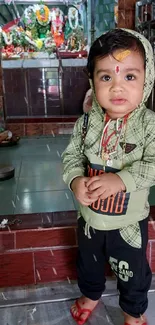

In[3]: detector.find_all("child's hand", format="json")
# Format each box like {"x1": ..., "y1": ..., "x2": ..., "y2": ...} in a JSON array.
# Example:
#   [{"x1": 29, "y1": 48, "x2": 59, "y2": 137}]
[
  {"x1": 71, "y1": 176, "x2": 98, "y2": 206},
  {"x1": 87, "y1": 173, "x2": 126, "y2": 200}
]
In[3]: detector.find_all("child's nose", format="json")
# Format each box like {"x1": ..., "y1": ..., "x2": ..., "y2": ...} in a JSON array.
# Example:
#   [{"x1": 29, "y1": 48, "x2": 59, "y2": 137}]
[{"x1": 111, "y1": 78, "x2": 123, "y2": 92}]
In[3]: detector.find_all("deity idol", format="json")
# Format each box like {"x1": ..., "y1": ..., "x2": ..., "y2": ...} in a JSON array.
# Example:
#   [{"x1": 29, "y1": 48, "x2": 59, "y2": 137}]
[
  {"x1": 51, "y1": 7, "x2": 64, "y2": 47},
  {"x1": 64, "y1": 7, "x2": 79, "y2": 40}
]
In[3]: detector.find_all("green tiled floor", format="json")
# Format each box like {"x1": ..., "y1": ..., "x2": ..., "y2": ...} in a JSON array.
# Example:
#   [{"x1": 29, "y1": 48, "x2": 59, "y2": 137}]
[
  {"x1": 0, "y1": 136, "x2": 76, "y2": 215},
  {"x1": 0, "y1": 135, "x2": 155, "y2": 216}
]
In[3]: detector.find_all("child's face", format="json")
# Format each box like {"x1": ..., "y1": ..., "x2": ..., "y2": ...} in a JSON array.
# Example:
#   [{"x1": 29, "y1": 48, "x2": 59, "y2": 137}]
[{"x1": 93, "y1": 50, "x2": 145, "y2": 119}]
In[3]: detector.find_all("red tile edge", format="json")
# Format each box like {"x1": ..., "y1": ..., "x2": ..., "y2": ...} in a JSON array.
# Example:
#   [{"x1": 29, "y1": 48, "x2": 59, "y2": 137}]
[
  {"x1": 6, "y1": 117, "x2": 79, "y2": 123},
  {"x1": 0, "y1": 209, "x2": 155, "y2": 233}
]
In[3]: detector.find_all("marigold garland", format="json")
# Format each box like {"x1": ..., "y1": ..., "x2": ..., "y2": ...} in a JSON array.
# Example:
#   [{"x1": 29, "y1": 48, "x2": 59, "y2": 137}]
[{"x1": 36, "y1": 5, "x2": 50, "y2": 26}]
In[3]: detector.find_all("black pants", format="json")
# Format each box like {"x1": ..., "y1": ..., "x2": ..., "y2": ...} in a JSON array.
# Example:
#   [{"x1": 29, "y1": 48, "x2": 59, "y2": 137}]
[{"x1": 77, "y1": 216, "x2": 152, "y2": 318}]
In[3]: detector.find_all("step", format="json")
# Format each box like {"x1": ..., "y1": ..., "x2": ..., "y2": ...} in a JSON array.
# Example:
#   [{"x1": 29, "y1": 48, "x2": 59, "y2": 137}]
[
  {"x1": 0, "y1": 276, "x2": 154, "y2": 308},
  {"x1": 0, "y1": 210, "x2": 154, "y2": 288}
]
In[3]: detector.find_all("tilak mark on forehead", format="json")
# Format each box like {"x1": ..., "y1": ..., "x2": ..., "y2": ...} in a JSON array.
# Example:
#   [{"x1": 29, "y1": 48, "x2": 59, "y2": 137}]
[
  {"x1": 114, "y1": 50, "x2": 131, "y2": 61},
  {"x1": 115, "y1": 66, "x2": 120, "y2": 74}
]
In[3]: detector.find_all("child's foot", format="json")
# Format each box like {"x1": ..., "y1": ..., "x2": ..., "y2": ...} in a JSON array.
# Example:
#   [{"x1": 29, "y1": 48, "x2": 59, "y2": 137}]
[
  {"x1": 123, "y1": 312, "x2": 147, "y2": 325},
  {"x1": 70, "y1": 296, "x2": 99, "y2": 324}
]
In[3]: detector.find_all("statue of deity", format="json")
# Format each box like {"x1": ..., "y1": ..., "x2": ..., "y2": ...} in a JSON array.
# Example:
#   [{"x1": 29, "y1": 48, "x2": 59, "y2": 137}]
[
  {"x1": 35, "y1": 5, "x2": 51, "y2": 39},
  {"x1": 64, "y1": 7, "x2": 79, "y2": 40},
  {"x1": 51, "y1": 7, "x2": 64, "y2": 47}
]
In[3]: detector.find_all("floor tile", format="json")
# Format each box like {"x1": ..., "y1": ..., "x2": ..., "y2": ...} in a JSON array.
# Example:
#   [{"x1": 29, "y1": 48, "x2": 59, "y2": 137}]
[
  {"x1": 0, "y1": 306, "x2": 27, "y2": 325},
  {"x1": 18, "y1": 175, "x2": 67, "y2": 192},
  {"x1": 0, "y1": 177, "x2": 18, "y2": 194},
  {"x1": 22, "y1": 153, "x2": 61, "y2": 162},
  {"x1": 103, "y1": 293, "x2": 155, "y2": 325},
  {"x1": 2, "y1": 135, "x2": 155, "y2": 217},
  {"x1": 20, "y1": 160, "x2": 63, "y2": 177},
  {"x1": 14, "y1": 190, "x2": 75, "y2": 214},
  {"x1": 0, "y1": 178, "x2": 18, "y2": 215},
  {"x1": 0, "y1": 146, "x2": 61, "y2": 162},
  {"x1": 0, "y1": 281, "x2": 154, "y2": 325},
  {"x1": 0, "y1": 160, "x2": 22, "y2": 177},
  {"x1": 0, "y1": 201, "x2": 15, "y2": 215}
]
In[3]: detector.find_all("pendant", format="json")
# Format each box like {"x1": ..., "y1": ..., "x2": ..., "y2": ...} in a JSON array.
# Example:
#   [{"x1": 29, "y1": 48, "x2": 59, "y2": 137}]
[
  {"x1": 107, "y1": 159, "x2": 113, "y2": 167},
  {"x1": 102, "y1": 151, "x2": 109, "y2": 161}
]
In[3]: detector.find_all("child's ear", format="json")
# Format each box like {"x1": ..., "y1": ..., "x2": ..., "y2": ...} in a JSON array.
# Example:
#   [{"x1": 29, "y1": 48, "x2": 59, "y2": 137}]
[{"x1": 83, "y1": 89, "x2": 93, "y2": 113}]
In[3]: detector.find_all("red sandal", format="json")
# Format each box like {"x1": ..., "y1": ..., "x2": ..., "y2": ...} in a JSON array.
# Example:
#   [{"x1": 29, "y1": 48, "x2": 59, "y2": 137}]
[{"x1": 70, "y1": 299, "x2": 96, "y2": 325}]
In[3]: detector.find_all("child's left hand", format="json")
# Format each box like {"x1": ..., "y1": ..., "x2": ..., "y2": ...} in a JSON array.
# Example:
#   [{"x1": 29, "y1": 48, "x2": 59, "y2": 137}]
[{"x1": 86, "y1": 173, "x2": 126, "y2": 200}]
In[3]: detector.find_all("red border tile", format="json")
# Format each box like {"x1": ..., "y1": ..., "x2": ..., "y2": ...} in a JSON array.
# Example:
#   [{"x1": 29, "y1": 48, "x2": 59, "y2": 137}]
[
  {"x1": 34, "y1": 248, "x2": 77, "y2": 283},
  {"x1": 16, "y1": 228, "x2": 77, "y2": 249},
  {"x1": 0, "y1": 232, "x2": 15, "y2": 252},
  {"x1": 0, "y1": 252, "x2": 35, "y2": 287}
]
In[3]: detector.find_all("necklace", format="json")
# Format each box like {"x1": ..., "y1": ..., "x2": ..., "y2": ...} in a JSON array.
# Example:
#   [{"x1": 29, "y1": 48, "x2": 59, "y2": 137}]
[{"x1": 100, "y1": 114, "x2": 128, "y2": 166}]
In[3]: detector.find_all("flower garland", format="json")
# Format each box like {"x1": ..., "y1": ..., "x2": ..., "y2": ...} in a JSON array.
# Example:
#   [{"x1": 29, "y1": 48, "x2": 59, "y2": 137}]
[
  {"x1": 25, "y1": 35, "x2": 37, "y2": 48},
  {"x1": 2, "y1": 31, "x2": 13, "y2": 45},
  {"x1": 23, "y1": 6, "x2": 36, "y2": 29},
  {"x1": 44, "y1": 37, "x2": 56, "y2": 49},
  {"x1": 36, "y1": 5, "x2": 50, "y2": 26},
  {"x1": 51, "y1": 8, "x2": 64, "y2": 33},
  {"x1": 68, "y1": 7, "x2": 79, "y2": 30}
]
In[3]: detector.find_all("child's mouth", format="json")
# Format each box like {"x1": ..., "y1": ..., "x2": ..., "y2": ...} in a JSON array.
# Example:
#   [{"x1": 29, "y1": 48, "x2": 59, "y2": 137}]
[{"x1": 111, "y1": 98, "x2": 127, "y2": 105}]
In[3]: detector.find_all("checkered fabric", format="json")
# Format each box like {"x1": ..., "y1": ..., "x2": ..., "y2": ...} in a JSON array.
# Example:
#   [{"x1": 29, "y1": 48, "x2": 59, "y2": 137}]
[{"x1": 119, "y1": 223, "x2": 142, "y2": 248}]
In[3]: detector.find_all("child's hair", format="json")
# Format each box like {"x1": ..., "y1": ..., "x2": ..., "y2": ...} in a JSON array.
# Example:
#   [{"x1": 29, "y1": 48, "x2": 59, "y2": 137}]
[{"x1": 87, "y1": 29, "x2": 146, "y2": 79}]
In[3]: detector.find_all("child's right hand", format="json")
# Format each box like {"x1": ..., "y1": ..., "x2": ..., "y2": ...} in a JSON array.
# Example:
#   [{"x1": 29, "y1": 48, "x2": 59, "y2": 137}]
[{"x1": 71, "y1": 176, "x2": 98, "y2": 206}]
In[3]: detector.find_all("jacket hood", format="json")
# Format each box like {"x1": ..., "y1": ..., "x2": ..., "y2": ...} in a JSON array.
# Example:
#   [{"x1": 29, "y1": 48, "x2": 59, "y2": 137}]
[{"x1": 90, "y1": 28, "x2": 155, "y2": 115}]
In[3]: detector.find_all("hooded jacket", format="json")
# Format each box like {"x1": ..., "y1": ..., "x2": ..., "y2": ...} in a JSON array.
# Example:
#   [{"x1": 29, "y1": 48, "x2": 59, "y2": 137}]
[{"x1": 62, "y1": 29, "x2": 155, "y2": 238}]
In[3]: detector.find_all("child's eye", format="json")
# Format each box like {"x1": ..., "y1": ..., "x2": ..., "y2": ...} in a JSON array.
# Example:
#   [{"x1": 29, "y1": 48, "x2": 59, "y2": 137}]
[
  {"x1": 101, "y1": 75, "x2": 111, "y2": 82},
  {"x1": 125, "y1": 74, "x2": 135, "y2": 81}
]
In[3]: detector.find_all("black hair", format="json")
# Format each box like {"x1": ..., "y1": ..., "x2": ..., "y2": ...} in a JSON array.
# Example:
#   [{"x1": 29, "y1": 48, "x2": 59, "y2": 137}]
[{"x1": 87, "y1": 29, "x2": 146, "y2": 79}]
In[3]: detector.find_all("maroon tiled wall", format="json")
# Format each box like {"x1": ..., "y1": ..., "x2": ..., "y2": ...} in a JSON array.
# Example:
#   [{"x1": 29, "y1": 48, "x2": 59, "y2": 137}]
[
  {"x1": 3, "y1": 67, "x2": 89, "y2": 119},
  {"x1": 0, "y1": 61, "x2": 4, "y2": 127},
  {"x1": 5, "y1": 120, "x2": 76, "y2": 136},
  {"x1": 3, "y1": 69, "x2": 28, "y2": 117},
  {"x1": 63, "y1": 67, "x2": 89, "y2": 116},
  {"x1": 1, "y1": 65, "x2": 89, "y2": 135},
  {"x1": 0, "y1": 210, "x2": 154, "y2": 288}
]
